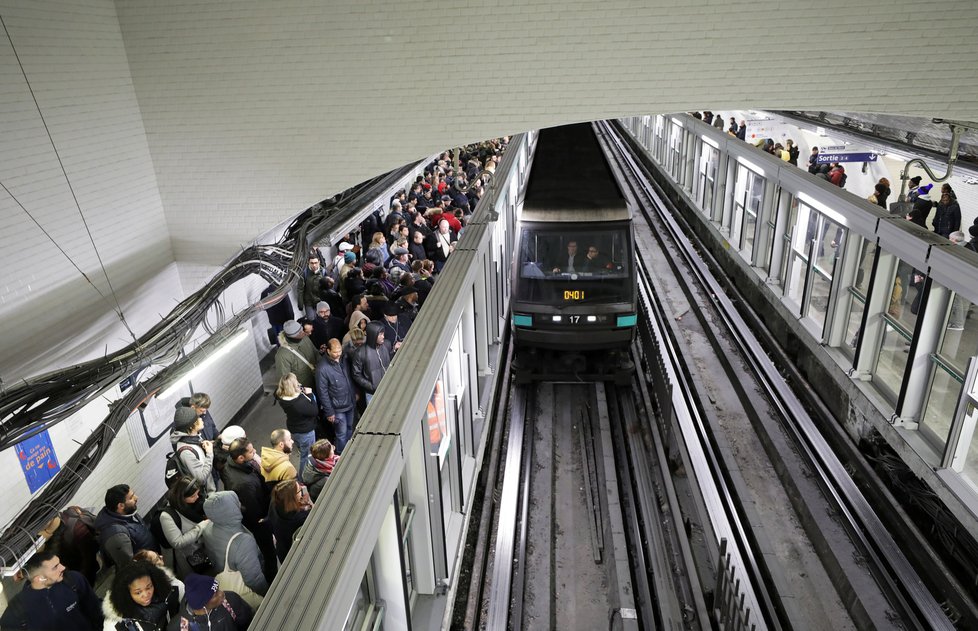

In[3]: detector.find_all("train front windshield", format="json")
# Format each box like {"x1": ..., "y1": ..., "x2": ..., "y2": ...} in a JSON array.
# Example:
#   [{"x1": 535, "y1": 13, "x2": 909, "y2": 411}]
[{"x1": 516, "y1": 225, "x2": 632, "y2": 304}]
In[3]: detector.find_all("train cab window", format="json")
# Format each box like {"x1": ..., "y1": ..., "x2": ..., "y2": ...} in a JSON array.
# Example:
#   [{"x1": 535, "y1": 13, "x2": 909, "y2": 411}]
[{"x1": 517, "y1": 226, "x2": 631, "y2": 303}]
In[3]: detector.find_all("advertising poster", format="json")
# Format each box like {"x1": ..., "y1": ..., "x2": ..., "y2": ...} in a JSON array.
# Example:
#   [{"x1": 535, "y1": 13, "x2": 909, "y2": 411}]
[{"x1": 16, "y1": 430, "x2": 60, "y2": 494}]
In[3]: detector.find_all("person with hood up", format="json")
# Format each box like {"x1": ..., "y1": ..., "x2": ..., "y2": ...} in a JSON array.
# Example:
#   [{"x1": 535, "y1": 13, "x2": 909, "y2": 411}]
[
  {"x1": 102, "y1": 560, "x2": 180, "y2": 631},
  {"x1": 343, "y1": 309, "x2": 371, "y2": 345},
  {"x1": 352, "y1": 321, "x2": 392, "y2": 404},
  {"x1": 273, "y1": 319, "x2": 318, "y2": 388},
  {"x1": 316, "y1": 339, "x2": 357, "y2": 454},
  {"x1": 169, "y1": 406, "x2": 216, "y2": 494},
  {"x1": 201, "y1": 492, "x2": 269, "y2": 603},
  {"x1": 166, "y1": 573, "x2": 252, "y2": 631}
]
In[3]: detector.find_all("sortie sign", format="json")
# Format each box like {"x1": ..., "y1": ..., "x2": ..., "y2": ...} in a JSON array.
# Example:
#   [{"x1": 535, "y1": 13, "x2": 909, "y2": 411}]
[{"x1": 816, "y1": 152, "x2": 878, "y2": 164}]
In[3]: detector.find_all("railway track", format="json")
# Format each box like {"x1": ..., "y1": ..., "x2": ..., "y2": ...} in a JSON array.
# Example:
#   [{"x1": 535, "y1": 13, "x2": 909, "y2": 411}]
[
  {"x1": 454, "y1": 120, "x2": 956, "y2": 631},
  {"x1": 600, "y1": 119, "x2": 955, "y2": 630}
]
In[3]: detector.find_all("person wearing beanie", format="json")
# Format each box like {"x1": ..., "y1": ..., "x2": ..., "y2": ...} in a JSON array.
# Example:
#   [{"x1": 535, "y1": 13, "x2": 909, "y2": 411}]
[
  {"x1": 906, "y1": 175, "x2": 923, "y2": 203},
  {"x1": 309, "y1": 301, "x2": 345, "y2": 353},
  {"x1": 906, "y1": 183, "x2": 934, "y2": 228},
  {"x1": 169, "y1": 405, "x2": 217, "y2": 494},
  {"x1": 168, "y1": 573, "x2": 252, "y2": 631},
  {"x1": 966, "y1": 223, "x2": 978, "y2": 254},
  {"x1": 274, "y1": 319, "x2": 318, "y2": 388}
]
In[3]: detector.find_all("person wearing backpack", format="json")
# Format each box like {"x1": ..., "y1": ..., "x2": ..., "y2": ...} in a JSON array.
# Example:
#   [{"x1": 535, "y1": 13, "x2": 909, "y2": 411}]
[
  {"x1": 153, "y1": 476, "x2": 212, "y2": 579},
  {"x1": 169, "y1": 407, "x2": 216, "y2": 494},
  {"x1": 48, "y1": 506, "x2": 100, "y2": 586}
]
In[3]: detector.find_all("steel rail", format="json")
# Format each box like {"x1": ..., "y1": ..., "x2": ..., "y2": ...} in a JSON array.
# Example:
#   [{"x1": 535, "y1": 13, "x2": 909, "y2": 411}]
[{"x1": 604, "y1": 119, "x2": 952, "y2": 630}]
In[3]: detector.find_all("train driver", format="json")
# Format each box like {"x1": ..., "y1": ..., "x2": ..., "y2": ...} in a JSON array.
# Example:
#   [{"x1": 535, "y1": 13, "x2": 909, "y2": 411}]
[{"x1": 552, "y1": 240, "x2": 585, "y2": 274}]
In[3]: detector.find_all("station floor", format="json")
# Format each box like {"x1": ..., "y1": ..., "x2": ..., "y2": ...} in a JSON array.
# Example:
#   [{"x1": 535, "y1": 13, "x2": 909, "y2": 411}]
[{"x1": 233, "y1": 352, "x2": 304, "y2": 474}]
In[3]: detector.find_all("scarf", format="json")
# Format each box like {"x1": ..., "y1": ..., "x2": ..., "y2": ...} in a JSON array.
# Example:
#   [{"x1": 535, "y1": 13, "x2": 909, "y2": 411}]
[{"x1": 311, "y1": 455, "x2": 340, "y2": 476}]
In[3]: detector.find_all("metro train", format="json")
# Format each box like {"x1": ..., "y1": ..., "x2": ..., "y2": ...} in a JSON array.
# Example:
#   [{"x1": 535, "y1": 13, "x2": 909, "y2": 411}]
[{"x1": 510, "y1": 122, "x2": 638, "y2": 354}]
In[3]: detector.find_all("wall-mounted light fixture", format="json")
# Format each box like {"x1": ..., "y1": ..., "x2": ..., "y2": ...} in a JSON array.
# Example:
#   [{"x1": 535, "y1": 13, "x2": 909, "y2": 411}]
[{"x1": 156, "y1": 329, "x2": 249, "y2": 400}]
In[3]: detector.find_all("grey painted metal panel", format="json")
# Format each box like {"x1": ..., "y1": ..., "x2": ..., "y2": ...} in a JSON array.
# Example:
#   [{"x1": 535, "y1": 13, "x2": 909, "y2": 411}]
[
  {"x1": 927, "y1": 243, "x2": 978, "y2": 303},
  {"x1": 251, "y1": 433, "x2": 404, "y2": 628},
  {"x1": 877, "y1": 217, "x2": 945, "y2": 270}
]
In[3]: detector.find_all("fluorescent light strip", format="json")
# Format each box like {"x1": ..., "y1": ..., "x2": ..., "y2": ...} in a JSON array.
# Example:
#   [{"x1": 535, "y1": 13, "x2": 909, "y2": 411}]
[
  {"x1": 735, "y1": 156, "x2": 766, "y2": 177},
  {"x1": 797, "y1": 192, "x2": 846, "y2": 226},
  {"x1": 157, "y1": 329, "x2": 249, "y2": 399}
]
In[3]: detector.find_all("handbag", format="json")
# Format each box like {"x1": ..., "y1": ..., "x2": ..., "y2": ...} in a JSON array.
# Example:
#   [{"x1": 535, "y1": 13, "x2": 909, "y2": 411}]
[
  {"x1": 186, "y1": 546, "x2": 213, "y2": 574},
  {"x1": 214, "y1": 532, "x2": 264, "y2": 610}
]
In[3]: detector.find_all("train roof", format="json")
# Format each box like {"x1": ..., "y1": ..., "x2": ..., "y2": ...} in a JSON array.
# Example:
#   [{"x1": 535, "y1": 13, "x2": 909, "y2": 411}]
[{"x1": 522, "y1": 122, "x2": 629, "y2": 218}]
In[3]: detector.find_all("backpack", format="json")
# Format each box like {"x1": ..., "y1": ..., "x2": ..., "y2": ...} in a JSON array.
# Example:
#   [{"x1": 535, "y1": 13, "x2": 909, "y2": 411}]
[
  {"x1": 58, "y1": 506, "x2": 96, "y2": 546},
  {"x1": 148, "y1": 504, "x2": 180, "y2": 550},
  {"x1": 164, "y1": 445, "x2": 199, "y2": 489}
]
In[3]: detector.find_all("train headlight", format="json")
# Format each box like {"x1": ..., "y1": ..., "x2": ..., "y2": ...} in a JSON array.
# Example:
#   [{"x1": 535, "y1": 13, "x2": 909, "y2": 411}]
[
  {"x1": 586, "y1": 315, "x2": 597, "y2": 322},
  {"x1": 552, "y1": 315, "x2": 562, "y2": 322}
]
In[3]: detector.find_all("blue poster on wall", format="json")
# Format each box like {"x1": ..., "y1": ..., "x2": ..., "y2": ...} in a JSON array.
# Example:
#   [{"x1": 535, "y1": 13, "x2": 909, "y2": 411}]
[{"x1": 16, "y1": 430, "x2": 60, "y2": 494}]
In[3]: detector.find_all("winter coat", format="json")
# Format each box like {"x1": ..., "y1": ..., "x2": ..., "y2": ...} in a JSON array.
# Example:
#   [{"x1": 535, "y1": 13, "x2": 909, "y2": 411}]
[
  {"x1": 381, "y1": 315, "x2": 412, "y2": 354},
  {"x1": 352, "y1": 323, "x2": 392, "y2": 393},
  {"x1": 342, "y1": 310, "x2": 371, "y2": 345},
  {"x1": 309, "y1": 314, "x2": 345, "y2": 350},
  {"x1": 173, "y1": 399, "x2": 217, "y2": 441},
  {"x1": 932, "y1": 199, "x2": 961, "y2": 238},
  {"x1": 168, "y1": 431, "x2": 216, "y2": 494},
  {"x1": 265, "y1": 501, "x2": 311, "y2": 562},
  {"x1": 277, "y1": 392, "x2": 319, "y2": 435},
  {"x1": 201, "y1": 492, "x2": 269, "y2": 596},
  {"x1": 93, "y1": 508, "x2": 159, "y2": 569},
  {"x1": 907, "y1": 196, "x2": 933, "y2": 228},
  {"x1": 0, "y1": 570, "x2": 103, "y2": 631},
  {"x1": 408, "y1": 241, "x2": 427, "y2": 262},
  {"x1": 101, "y1": 564, "x2": 181, "y2": 631},
  {"x1": 260, "y1": 447, "x2": 297, "y2": 483},
  {"x1": 300, "y1": 460, "x2": 330, "y2": 502},
  {"x1": 316, "y1": 355, "x2": 356, "y2": 417},
  {"x1": 158, "y1": 504, "x2": 208, "y2": 578},
  {"x1": 221, "y1": 459, "x2": 269, "y2": 535},
  {"x1": 297, "y1": 268, "x2": 328, "y2": 312},
  {"x1": 274, "y1": 332, "x2": 318, "y2": 388},
  {"x1": 166, "y1": 591, "x2": 252, "y2": 631},
  {"x1": 260, "y1": 284, "x2": 295, "y2": 327}
]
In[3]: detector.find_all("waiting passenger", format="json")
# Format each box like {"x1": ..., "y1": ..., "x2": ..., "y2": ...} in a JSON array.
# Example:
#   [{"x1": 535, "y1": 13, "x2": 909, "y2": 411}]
[
  {"x1": 168, "y1": 573, "x2": 253, "y2": 631},
  {"x1": 157, "y1": 476, "x2": 210, "y2": 578},
  {"x1": 380, "y1": 302, "x2": 411, "y2": 355},
  {"x1": 429, "y1": 219, "x2": 457, "y2": 272},
  {"x1": 309, "y1": 301, "x2": 345, "y2": 353},
  {"x1": 317, "y1": 340, "x2": 357, "y2": 454},
  {"x1": 906, "y1": 184, "x2": 934, "y2": 228},
  {"x1": 102, "y1": 560, "x2": 180, "y2": 631},
  {"x1": 786, "y1": 139, "x2": 799, "y2": 166},
  {"x1": 301, "y1": 439, "x2": 341, "y2": 502},
  {"x1": 260, "y1": 429, "x2": 297, "y2": 485},
  {"x1": 807, "y1": 147, "x2": 820, "y2": 173},
  {"x1": 265, "y1": 480, "x2": 313, "y2": 563},
  {"x1": 0, "y1": 550, "x2": 103, "y2": 630},
  {"x1": 275, "y1": 373, "x2": 318, "y2": 474},
  {"x1": 174, "y1": 392, "x2": 218, "y2": 442},
  {"x1": 297, "y1": 255, "x2": 328, "y2": 321},
  {"x1": 352, "y1": 322, "x2": 392, "y2": 404},
  {"x1": 202, "y1": 492, "x2": 269, "y2": 603},
  {"x1": 169, "y1": 406, "x2": 217, "y2": 494},
  {"x1": 933, "y1": 190, "x2": 961, "y2": 238},
  {"x1": 93, "y1": 485, "x2": 160, "y2": 568},
  {"x1": 274, "y1": 319, "x2": 318, "y2": 388}
]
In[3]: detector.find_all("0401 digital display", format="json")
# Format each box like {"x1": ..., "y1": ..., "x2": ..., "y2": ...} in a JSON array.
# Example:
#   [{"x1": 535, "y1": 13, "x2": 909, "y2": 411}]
[{"x1": 563, "y1": 290, "x2": 585, "y2": 301}]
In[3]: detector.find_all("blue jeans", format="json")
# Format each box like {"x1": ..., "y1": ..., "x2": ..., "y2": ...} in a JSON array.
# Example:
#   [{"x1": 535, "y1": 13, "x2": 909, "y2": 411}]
[
  {"x1": 293, "y1": 429, "x2": 316, "y2": 476},
  {"x1": 332, "y1": 409, "x2": 354, "y2": 455}
]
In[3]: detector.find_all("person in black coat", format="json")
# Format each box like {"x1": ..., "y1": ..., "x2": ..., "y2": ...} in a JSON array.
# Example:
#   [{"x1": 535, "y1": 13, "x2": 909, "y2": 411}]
[
  {"x1": 221, "y1": 438, "x2": 277, "y2": 581},
  {"x1": 102, "y1": 560, "x2": 180, "y2": 631},
  {"x1": 308, "y1": 302, "x2": 346, "y2": 354},
  {"x1": 265, "y1": 480, "x2": 312, "y2": 562},
  {"x1": 0, "y1": 550, "x2": 103, "y2": 631},
  {"x1": 260, "y1": 284, "x2": 296, "y2": 343}
]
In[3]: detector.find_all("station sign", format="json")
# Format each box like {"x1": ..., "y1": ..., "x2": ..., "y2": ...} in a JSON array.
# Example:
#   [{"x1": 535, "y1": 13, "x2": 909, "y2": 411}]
[{"x1": 816, "y1": 151, "x2": 878, "y2": 164}]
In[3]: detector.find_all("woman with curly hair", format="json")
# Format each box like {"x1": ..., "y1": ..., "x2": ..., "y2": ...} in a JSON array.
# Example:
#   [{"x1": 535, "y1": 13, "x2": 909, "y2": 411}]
[{"x1": 102, "y1": 560, "x2": 180, "y2": 630}]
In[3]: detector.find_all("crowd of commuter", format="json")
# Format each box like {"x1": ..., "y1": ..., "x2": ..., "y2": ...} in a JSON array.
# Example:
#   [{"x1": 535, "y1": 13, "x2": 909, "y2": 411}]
[{"x1": 0, "y1": 139, "x2": 506, "y2": 631}]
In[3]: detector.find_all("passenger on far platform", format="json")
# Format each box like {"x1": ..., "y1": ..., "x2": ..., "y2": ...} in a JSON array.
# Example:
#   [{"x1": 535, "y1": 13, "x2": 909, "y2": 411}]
[
  {"x1": 727, "y1": 117, "x2": 738, "y2": 135},
  {"x1": 828, "y1": 164, "x2": 847, "y2": 188},
  {"x1": 274, "y1": 320, "x2": 317, "y2": 388},
  {"x1": 966, "y1": 224, "x2": 978, "y2": 253},
  {"x1": 352, "y1": 322, "x2": 392, "y2": 405},
  {"x1": 93, "y1": 485, "x2": 160, "y2": 569},
  {"x1": 260, "y1": 429, "x2": 297, "y2": 485},
  {"x1": 786, "y1": 139, "x2": 799, "y2": 166},
  {"x1": 906, "y1": 183, "x2": 934, "y2": 228},
  {"x1": 301, "y1": 439, "x2": 341, "y2": 502},
  {"x1": 0, "y1": 550, "x2": 103, "y2": 631},
  {"x1": 808, "y1": 147, "x2": 820, "y2": 173},
  {"x1": 905, "y1": 175, "x2": 922, "y2": 202},
  {"x1": 933, "y1": 189, "x2": 961, "y2": 239},
  {"x1": 876, "y1": 178, "x2": 891, "y2": 209},
  {"x1": 736, "y1": 121, "x2": 747, "y2": 141}
]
